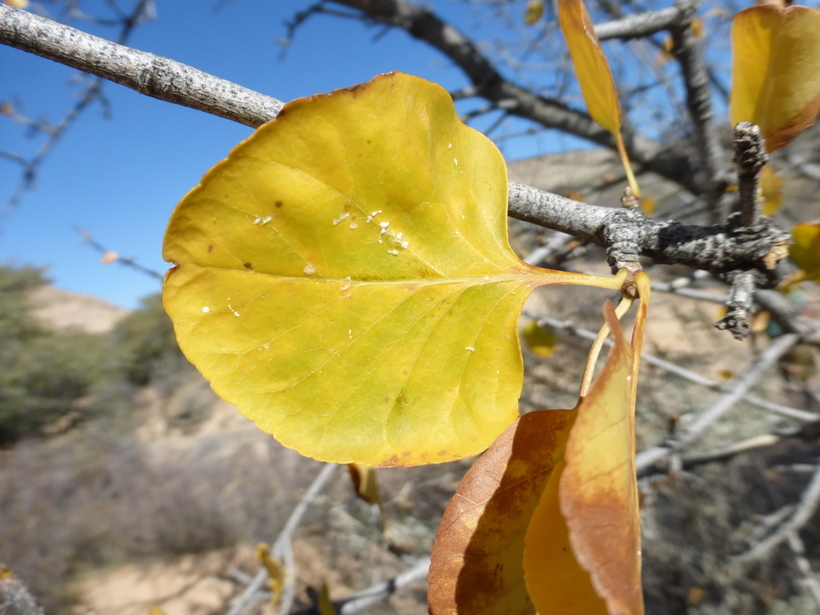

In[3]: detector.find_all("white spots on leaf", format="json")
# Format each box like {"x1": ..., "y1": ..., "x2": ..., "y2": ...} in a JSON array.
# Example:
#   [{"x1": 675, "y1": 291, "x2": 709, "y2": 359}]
[
  {"x1": 388, "y1": 249, "x2": 399, "y2": 256},
  {"x1": 340, "y1": 276, "x2": 352, "y2": 291},
  {"x1": 465, "y1": 346, "x2": 476, "y2": 352},
  {"x1": 332, "y1": 211, "x2": 350, "y2": 226},
  {"x1": 228, "y1": 304, "x2": 240, "y2": 317},
  {"x1": 484, "y1": 276, "x2": 490, "y2": 281},
  {"x1": 453, "y1": 158, "x2": 458, "y2": 167},
  {"x1": 349, "y1": 222, "x2": 359, "y2": 229},
  {"x1": 366, "y1": 210, "x2": 383, "y2": 224},
  {"x1": 303, "y1": 263, "x2": 316, "y2": 275},
  {"x1": 447, "y1": 143, "x2": 453, "y2": 150},
  {"x1": 461, "y1": 215, "x2": 466, "y2": 220},
  {"x1": 348, "y1": 329, "x2": 353, "y2": 339},
  {"x1": 201, "y1": 306, "x2": 210, "y2": 314},
  {"x1": 253, "y1": 214, "x2": 274, "y2": 225},
  {"x1": 400, "y1": 241, "x2": 409, "y2": 249}
]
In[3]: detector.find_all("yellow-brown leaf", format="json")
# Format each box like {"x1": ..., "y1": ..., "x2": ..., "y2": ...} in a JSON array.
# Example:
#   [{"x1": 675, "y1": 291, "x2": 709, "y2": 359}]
[
  {"x1": 558, "y1": 0, "x2": 621, "y2": 135},
  {"x1": 731, "y1": 5, "x2": 820, "y2": 152},
  {"x1": 560, "y1": 301, "x2": 644, "y2": 615},
  {"x1": 428, "y1": 408, "x2": 577, "y2": 615}
]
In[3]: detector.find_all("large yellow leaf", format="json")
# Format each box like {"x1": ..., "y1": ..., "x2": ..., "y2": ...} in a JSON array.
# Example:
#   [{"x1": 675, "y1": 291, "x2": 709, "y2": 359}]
[
  {"x1": 428, "y1": 408, "x2": 577, "y2": 615},
  {"x1": 163, "y1": 73, "x2": 616, "y2": 467},
  {"x1": 731, "y1": 5, "x2": 820, "y2": 152},
  {"x1": 525, "y1": 298, "x2": 646, "y2": 615}
]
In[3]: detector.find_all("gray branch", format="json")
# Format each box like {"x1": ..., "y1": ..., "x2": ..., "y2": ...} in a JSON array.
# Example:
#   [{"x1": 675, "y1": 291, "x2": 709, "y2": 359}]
[
  {"x1": 670, "y1": 11, "x2": 727, "y2": 214},
  {"x1": 595, "y1": 0, "x2": 697, "y2": 41},
  {"x1": 0, "y1": 4, "x2": 283, "y2": 128}
]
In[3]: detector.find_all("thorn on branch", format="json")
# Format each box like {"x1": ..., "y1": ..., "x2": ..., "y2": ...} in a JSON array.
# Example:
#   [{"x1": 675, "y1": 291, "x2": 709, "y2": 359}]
[
  {"x1": 733, "y1": 122, "x2": 769, "y2": 227},
  {"x1": 715, "y1": 270, "x2": 756, "y2": 340}
]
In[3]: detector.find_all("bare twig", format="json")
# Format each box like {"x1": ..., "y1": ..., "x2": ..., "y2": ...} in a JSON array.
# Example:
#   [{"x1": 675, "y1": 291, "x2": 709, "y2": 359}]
[
  {"x1": 733, "y1": 462, "x2": 820, "y2": 565},
  {"x1": 636, "y1": 333, "x2": 802, "y2": 475},
  {"x1": 226, "y1": 463, "x2": 338, "y2": 615},
  {"x1": 679, "y1": 434, "x2": 781, "y2": 469},
  {"x1": 290, "y1": 557, "x2": 431, "y2": 615},
  {"x1": 788, "y1": 532, "x2": 820, "y2": 608},
  {"x1": 75, "y1": 226, "x2": 163, "y2": 280}
]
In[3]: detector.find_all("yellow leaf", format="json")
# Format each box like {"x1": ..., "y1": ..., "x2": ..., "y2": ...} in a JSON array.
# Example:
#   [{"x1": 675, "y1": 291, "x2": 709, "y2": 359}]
[
  {"x1": 347, "y1": 463, "x2": 381, "y2": 506},
  {"x1": 3, "y1": 0, "x2": 29, "y2": 7},
  {"x1": 641, "y1": 196, "x2": 656, "y2": 216},
  {"x1": 558, "y1": 0, "x2": 639, "y2": 196},
  {"x1": 525, "y1": 299, "x2": 646, "y2": 615},
  {"x1": 318, "y1": 583, "x2": 338, "y2": 615},
  {"x1": 761, "y1": 165, "x2": 784, "y2": 215},
  {"x1": 148, "y1": 607, "x2": 165, "y2": 615},
  {"x1": 731, "y1": 5, "x2": 820, "y2": 152},
  {"x1": 256, "y1": 542, "x2": 286, "y2": 604},
  {"x1": 691, "y1": 17, "x2": 705, "y2": 39},
  {"x1": 789, "y1": 222, "x2": 820, "y2": 282},
  {"x1": 162, "y1": 73, "x2": 619, "y2": 467},
  {"x1": 522, "y1": 319, "x2": 556, "y2": 358},
  {"x1": 428, "y1": 408, "x2": 578, "y2": 615},
  {"x1": 558, "y1": 0, "x2": 621, "y2": 135},
  {"x1": 524, "y1": 0, "x2": 544, "y2": 25}
]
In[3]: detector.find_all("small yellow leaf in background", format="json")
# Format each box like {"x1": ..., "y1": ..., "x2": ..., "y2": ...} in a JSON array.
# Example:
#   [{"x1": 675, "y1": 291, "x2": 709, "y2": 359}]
[
  {"x1": 522, "y1": 319, "x2": 557, "y2": 358},
  {"x1": 256, "y1": 543, "x2": 286, "y2": 604},
  {"x1": 347, "y1": 463, "x2": 381, "y2": 506},
  {"x1": 163, "y1": 72, "x2": 614, "y2": 467},
  {"x1": 691, "y1": 17, "x2": 705, "y2": 39},
  {"x1": 100, "y1": 251, "x2": 119, "y2": 265},
  {"x1": 524, "y1": 0, "x2": 544, "y2": 24},
  {"x1": 731, "y1": 5, "x2": 820, "y2": 152},
  {"x1": 760, "y1": 166, "x2": 784, "y2": 215},
  {"x1": 641, "y1": 196, "x2": 656, "y2": 216},
  {"x1": 565, "y1": 189, "x2": 585, "y2": 202},
  {"x1": 3, "y1": 0, "x2": 29, "y2": 8},
  {"x1": 558, "y1": 0, "x2": 639, "y2": 196},
  {"x1": 318, "y1": 583, "x2": 338, "y2": 615},
  {"x1": 752, "y1": 310, "x2": 771, "y2": 333},
  {"x1": 789, "y1": 222, "x2": 820, "y2": 282},
  {"x1": 148, "y1": 607, "x2": 165, "y2": 615},
  {"x1": 428, "y1": 408, "x2": 577, "y2": 615},
  {"x1": 0, "y1": 101, "x2": 12, "y2": 116}
]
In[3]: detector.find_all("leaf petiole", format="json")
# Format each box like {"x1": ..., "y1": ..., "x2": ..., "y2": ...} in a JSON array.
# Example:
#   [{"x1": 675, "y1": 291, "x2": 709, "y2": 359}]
[{"x1": 578, "y1": 293, "x2": 634, "y2": 397}]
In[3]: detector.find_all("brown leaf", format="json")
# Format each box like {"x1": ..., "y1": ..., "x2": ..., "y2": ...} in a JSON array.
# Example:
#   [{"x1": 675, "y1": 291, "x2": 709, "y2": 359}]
[{"x1": 428, "y1": 408, "x2": 577, "y2": 615}]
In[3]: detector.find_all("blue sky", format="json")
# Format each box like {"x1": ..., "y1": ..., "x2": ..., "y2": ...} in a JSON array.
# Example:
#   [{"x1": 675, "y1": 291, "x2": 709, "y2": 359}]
[{"x1": 1, "y1": 0, "x2": 710, "y2": 309}]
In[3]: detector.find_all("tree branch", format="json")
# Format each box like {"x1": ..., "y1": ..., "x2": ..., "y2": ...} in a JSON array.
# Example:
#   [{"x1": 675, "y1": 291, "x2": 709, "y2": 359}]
[
  {"x1": 0, "y1": 4, "x2": 284, "y2": 128},
  {"x1": 0, "y1": 5, "x2": 794, "y2": 288},
  {"x1": 594, "y1": 0, "x2": 697, "y2": 41}
]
